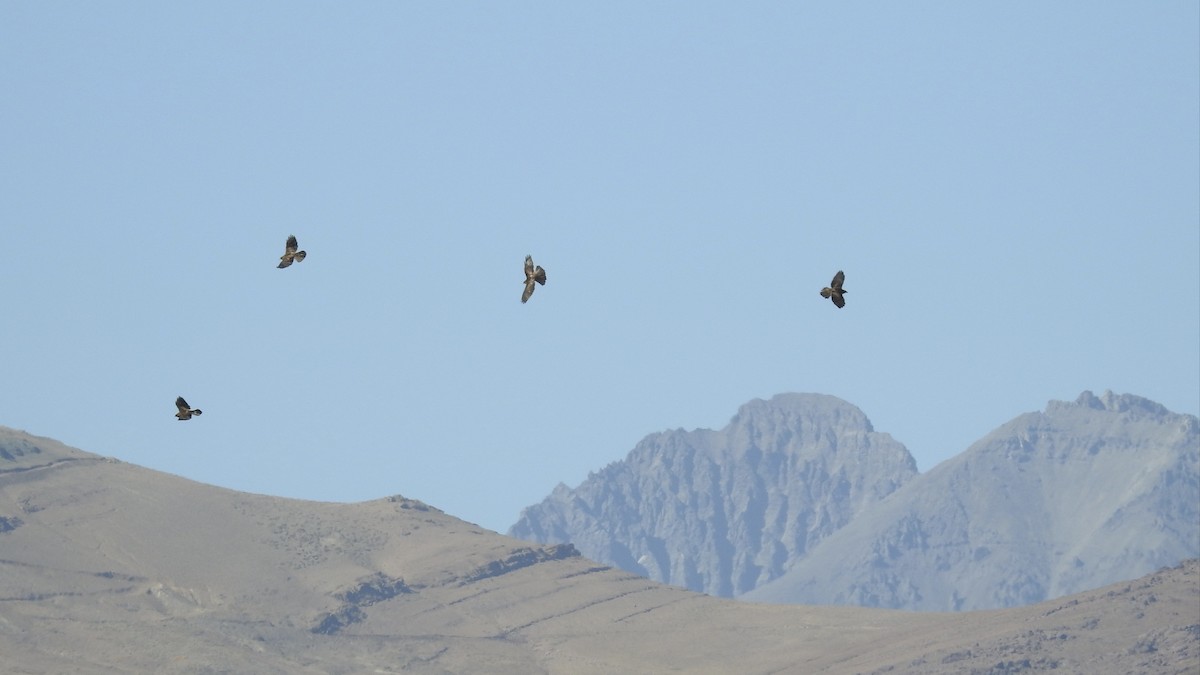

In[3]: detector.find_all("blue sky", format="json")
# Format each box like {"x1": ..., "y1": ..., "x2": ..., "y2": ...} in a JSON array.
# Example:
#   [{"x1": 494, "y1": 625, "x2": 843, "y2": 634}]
[{"x1": 2, "y1": 2, "x2": 1197, "y2": 534}]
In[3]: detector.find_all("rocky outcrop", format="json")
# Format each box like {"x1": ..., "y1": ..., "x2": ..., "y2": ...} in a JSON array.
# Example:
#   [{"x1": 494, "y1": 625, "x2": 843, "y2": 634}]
[
  {"x1": 310, "y1": 546, "x2": 580, "y2": 634},
  {"x1": 509, "y1": 393, "x2": 919, "y2": 597},
  {"x1": 457, "y1": 544, "x2": 582, "y2": 585},
  {"x1": 312, "y1": 572, "x2": 414, "y2": 634},
  {"x1": 0, "y1": 437, "x2": 40, "y2": 463},
  {"x1": 1, "y1": 427, "x2": 94, "y2": 473}
]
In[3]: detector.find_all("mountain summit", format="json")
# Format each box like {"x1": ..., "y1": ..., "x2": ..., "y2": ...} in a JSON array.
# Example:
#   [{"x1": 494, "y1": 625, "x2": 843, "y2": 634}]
[{"x1": 509, "y1": 393, "x2": 919, "y2": 597}]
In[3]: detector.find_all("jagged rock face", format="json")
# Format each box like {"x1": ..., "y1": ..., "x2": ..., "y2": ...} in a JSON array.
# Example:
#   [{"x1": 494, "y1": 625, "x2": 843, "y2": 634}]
[
  {"x1": 742, "y1": 391, "x2": 1200, "y2": 610},
  {"x1": 509, "y1": 393, "x2": 918, "y2": 597}
]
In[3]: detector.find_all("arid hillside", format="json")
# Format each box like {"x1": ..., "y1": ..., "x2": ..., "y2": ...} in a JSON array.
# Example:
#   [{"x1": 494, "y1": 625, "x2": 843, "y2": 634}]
[{"x1": 1, "y1": 426, "x2": 1196, "y2": 674}]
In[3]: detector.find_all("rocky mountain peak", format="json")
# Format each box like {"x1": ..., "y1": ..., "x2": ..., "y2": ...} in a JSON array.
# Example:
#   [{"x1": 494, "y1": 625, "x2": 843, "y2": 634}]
[
  {"x1": 1065, "y1": 390, "x2": 1172, "y2": 416},
  {"x1": 730, "y1": 392, "x2": 875, "y2": 432},
  {"x1": 509, "y1": 393, "x2": 918, "y2": 597}
]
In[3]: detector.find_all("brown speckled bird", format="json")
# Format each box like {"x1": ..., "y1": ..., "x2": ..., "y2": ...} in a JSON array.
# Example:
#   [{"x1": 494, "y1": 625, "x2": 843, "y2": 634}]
[
  {"x1": 820, "y1": 270, "x2": 847, "y2": 308},
  {"x1": 521, "y1": 254, "x2": 547, "y2": 303},
  {"x1": 175, "y1": 396, "x2": 202, "y2": 421},
  {"x1": 277, "y1": 235, "x2": 307, "y2": 269}
]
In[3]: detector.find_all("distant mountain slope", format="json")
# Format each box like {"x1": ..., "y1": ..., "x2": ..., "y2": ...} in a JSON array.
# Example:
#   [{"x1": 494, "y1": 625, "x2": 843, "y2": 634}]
[
  {"x1": 742, "y1": 391, "x2": 1200, "y2": 610},
  {"x1": 508, "y1": 393, "x2": 919, "y2": 596},
  {"x1": 1, "y1": 425, "x2": 1197, "y2": 673},
  {"x1": 511, "y1": 391, "x2": 1199, "y2": 611}
]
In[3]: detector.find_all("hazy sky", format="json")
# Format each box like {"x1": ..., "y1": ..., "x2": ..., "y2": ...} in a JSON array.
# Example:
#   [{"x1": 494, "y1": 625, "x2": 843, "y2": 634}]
[{"x1": 3, "y1": 2, "x2": 1197, "y2": 534}]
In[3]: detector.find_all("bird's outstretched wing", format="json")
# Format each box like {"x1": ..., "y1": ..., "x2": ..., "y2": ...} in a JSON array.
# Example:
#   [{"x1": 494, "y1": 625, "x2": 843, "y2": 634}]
[
  {"x1": 524, "y1": 255, "x2": 534, "y2": 278},
  {"x1": 830, "y1": 270, "x2": 845, "y2": 291},
  {"x1": 285, "y1": 235, "x2": 299, "y2": 255},
  {"x1": 831, "y1": 292, "x2": 845, "y2": 308},
  {"x1": 176, "y1": 396, "x2": 190, "y2": 412},
  {"x1": 521, "y1": 279, "x2": 536, "y2": 303}
]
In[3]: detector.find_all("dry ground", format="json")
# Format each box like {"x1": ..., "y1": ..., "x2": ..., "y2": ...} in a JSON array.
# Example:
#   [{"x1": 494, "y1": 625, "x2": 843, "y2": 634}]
[{"x1": 1, "y1": 426, "x2": 1196, "y2": 674}]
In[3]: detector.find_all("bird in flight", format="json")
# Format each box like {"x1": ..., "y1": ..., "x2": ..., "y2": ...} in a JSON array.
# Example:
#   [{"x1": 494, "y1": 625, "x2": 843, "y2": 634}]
[
  {"x1": 820, "y1": 270, "x2": 847, "y2": 308},
  {"x1": 522, "y1": 254, "x2": 547, "y2": 303},
  {"x1": 277, "y1": 235, "x2": 307, "y2": 269},
  {"x1": 175, "y1": 396, "x2": 203, "y2": 421}
]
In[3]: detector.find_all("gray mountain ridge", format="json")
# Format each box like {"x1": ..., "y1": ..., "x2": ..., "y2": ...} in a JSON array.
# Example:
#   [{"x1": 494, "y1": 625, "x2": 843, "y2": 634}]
[
  {"x1": 509, "y1": 390, "x2": 1200, "y2": 611},
  {"x1": 2, "y1": 423, "x2": 1198, "y2": 673},
  {"x1": 510, "y1": 393, "x2": 919, "y2": 597}
]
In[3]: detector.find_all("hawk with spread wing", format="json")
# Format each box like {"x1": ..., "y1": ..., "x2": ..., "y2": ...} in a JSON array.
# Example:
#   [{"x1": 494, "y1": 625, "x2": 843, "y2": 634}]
[
  {"x1": 522, "y1": 255, "x2": 547, "y2": 303},
  {"x1": 820, "y1": 270, "x2": 847, "y2": 308},
  {"x1": 175, "y1": 396, "x2": 202, "y2": 421},
  {"x1": 277, "y1": 235, "x2": 307, "y2": 269}
]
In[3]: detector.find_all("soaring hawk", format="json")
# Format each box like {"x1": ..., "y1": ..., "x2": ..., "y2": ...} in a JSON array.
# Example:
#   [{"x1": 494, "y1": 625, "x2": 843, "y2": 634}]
[
  {"x1": 278, "y1": 235, "x2": 307, "y2": 269},
  {"x1": 522, "y1": 255, "x2": 547, "y2": 303},
  {"x1": 175, "y1": 396, "x2": 203, "y2": 421},
  {"x1": 820, "y1": 270, "x2": 847, "y2": 308}
]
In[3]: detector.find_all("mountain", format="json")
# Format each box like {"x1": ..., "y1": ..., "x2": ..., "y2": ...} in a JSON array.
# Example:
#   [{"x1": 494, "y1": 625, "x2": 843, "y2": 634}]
[
  {"x1": 510, "y1": 391, "x2": 1199, "y2": 611},
  {"x1": 742, "y1": 391, "x2": 1200, "y2": 609},
  {"x1": 509, "y1": 393, "x2": 919, "y2": 597},
  {"x1": 2, "y1": 425, "x2": 1198, "y2": 674}
]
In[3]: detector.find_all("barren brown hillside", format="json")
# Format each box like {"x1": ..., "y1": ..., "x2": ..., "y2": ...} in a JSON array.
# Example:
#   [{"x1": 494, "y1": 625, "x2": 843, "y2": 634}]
[{"x1": 1, "y1": 426, "x2": 1196, "y2": 674}]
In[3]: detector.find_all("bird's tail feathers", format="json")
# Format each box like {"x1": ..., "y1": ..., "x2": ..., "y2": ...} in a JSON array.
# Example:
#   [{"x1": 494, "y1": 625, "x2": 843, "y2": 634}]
[
  {"x1": 293, "y1": 251, "x2": 306, "y2": 263},
  {"x1": 820, "y1": 288, "x2": 832, "y2": 298},
  {"x1": 192, "y1": 409, "x2": 202, "y2": 416}
]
